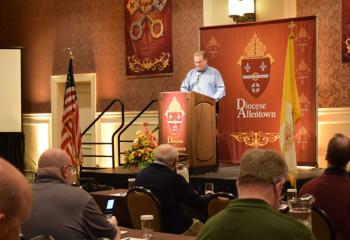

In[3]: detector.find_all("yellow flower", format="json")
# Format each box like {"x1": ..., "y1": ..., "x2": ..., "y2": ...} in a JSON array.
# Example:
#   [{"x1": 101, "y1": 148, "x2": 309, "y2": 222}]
[{"x1": 124, "y1": 122, "x2": 158, "y2": 169}]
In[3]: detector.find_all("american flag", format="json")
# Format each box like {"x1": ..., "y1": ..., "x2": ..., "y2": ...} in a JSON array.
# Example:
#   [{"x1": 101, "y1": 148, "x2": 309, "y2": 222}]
[{"x1": 61, "y1": 58, "x2": 82, "y2": 166}]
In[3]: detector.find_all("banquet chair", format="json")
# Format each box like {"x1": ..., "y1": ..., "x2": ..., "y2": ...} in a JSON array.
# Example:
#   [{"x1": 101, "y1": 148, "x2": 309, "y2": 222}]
[
  {"x1": 21, "y1": 234, "x2": 55, "y2": 240},
  {"x1": 126, "y1": 186, "x2": 161, "y2": 231},
  {"x1": 79, "y1": 177, "x2": 100, "y2": 192},
  {"x1": 207, "y1": 192, "x2": 235, "y2": 218},
  {"x1": 311, "y1": 205, "x2": 336, "y2": 240}
]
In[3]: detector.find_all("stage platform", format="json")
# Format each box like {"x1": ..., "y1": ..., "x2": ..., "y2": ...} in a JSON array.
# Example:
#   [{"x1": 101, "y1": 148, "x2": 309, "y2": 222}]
[{"x1": 81, "y1": 164, "x2": 324, "y2": 195}]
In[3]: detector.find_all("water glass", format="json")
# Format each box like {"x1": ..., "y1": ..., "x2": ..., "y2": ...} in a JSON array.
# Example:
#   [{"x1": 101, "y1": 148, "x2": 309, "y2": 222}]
[
  {"x1": 287, "y1": 188, "x2": 297, "y2": 207},
  {"x1": 288, "y1": 198, "x2": 312, "y2": 229},
  {"x1": 141, "y1": 214, "x2": 154, "y2": 239},
  {"x1": 128, "y1": 178, "x2": 136, "y2": 189},
  {"x1": 204, "y1": 183, "x2": 214, "y2": 195}
]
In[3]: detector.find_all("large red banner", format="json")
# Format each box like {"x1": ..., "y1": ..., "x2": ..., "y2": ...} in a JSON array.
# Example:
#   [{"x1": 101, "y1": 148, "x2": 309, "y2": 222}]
[
  {"x1": 342, "y1": 0, "x2": 350, "y2": 62},
  {"x1": 200, "y1": 17, "x2": 317, "y2": 165},
  {"x1": 125, "y1": 0, "x2": 173, "y2": 76}
]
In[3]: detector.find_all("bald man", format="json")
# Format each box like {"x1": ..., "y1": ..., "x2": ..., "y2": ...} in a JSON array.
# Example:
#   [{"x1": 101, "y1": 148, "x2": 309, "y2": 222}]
[
  {"x1": 22, "y1": 148, "x2": 120, "y2": 240},
  {"x1": 135, "y1": 144, "x2": 208, "y2": 236},
  {"x1": 0, "y1": 157, "x2": 32, "y2": 240}
]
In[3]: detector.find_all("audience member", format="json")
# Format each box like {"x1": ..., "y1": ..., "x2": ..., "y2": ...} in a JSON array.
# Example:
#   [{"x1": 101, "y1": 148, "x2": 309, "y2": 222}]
[
  {"x1": 22, "y1": 148, "x2": 120, "y2": 240},
  {"x1": 135, "y1": 144, "x2": 208, "y2": 236},
  {"x1": 0, "y1": 157, "x2": 32, "y2": 240},
  {"x1": 299, "y1": 133, "x2": 350, "y2": 240},
  {"x1": 197, "y1": 149, "x2": 315, "y2": 240}
]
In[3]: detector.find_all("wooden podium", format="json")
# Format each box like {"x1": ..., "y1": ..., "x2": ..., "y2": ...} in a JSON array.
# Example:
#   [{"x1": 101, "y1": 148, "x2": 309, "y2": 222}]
[{"x1": 159, "y1": 91, "x2": 217, "y2": 172}]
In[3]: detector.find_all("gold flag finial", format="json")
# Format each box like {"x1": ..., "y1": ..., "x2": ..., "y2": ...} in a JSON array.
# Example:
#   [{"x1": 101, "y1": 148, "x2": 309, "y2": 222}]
[
  {"x1": 63, "y1": 48, "x2": 74, "y2": 59},
  {"x1": 288, "y1": 21, "x2": 296, "y2": 37}
]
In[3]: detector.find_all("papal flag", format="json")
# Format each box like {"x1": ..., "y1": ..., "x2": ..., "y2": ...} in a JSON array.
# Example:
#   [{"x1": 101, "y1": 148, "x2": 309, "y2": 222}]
[{"x1": 279, "y1": 34, "x2": 301, "y2": 188}]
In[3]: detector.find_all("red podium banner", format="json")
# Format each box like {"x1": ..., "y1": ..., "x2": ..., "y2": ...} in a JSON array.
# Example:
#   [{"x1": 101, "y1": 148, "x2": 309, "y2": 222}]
[
  {"x1": 159, "y1": 91, "x2": 217, "y2": 170},
  {"x1": 160, "y1": 92, "x2": 188, "y2": 153},
  {"x1": 200, "y1": 17, "x2": 317, "y2": 165}
]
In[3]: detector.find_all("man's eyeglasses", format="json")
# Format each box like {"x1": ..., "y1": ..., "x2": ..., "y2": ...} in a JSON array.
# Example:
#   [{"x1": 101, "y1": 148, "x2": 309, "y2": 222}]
[
  {"x1": 194, "y1": 60, "x2": 204, "y2": 64},
  {"x1": 271, "y1": 180, "x2": 287, "y2": 201},
  {"x1": 60, "y1": 165, "x2": 77, "y2": 174}
]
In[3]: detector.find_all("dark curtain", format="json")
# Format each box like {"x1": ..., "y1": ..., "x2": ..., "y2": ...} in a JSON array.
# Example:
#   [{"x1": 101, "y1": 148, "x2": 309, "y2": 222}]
[{"x1": 0, "y1": 132, "x2": 25, "y2": 171}]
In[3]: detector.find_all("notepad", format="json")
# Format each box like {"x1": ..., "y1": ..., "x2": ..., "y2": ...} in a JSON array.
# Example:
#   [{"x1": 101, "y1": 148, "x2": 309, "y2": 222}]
[
  {"x1": 110, "y1": 192, "x2": 127, "y2": 196},
  {"x1": 121, "y1": 238, "x2": 144, "y2": 240}
]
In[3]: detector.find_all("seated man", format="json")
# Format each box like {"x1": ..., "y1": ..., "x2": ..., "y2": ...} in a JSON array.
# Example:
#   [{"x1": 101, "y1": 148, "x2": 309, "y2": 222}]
[
  {"x1": 22, "y1": 148, "x2": 120, "y2": 240},
  {"x1": 135, "y1": 144, "x2": 208, "y2": 236},
  {"x1": 300, "y1": 133, "x2": 350, "y2": 240},
  {"x1": 197, "y1": 149, "x2": 315, "y2": 240},
  {"x1": 0, "y1": 157, "x2": 32, "y2": 240}
]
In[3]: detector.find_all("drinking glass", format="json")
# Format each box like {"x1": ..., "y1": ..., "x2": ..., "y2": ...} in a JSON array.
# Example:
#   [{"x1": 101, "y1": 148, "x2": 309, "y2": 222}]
[
  {"x1": 128, "y1": 178, "x2": 136, "y2": 189},
  {"x1": 204, "y1": 183, "x2": 214, "y2": 195},
  {"x1": 141, "y1": 214, "x2": 154, "y2": 239},
  {"x1": 287, "y1": 188, "x2": 297, "y2": 208},
  {"x1": 288, "y1": 198, "x2": 312, "y2": 229}
]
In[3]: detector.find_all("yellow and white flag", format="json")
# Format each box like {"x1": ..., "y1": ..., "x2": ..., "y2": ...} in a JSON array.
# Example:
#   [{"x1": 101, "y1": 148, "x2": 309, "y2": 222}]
[{"x1": 279, "y1": 34, "x2": 301, "y2": 188}]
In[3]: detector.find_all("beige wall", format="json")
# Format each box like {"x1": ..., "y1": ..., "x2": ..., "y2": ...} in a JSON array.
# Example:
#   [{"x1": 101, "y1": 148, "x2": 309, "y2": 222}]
[
  {"x1": 204, "y1": 0, "x2": 296, "y2": 26},
  {"x1": 257, "y1": 0, "x2": 296, "y2": 21},
  {"x1": 10, "y1": 0, "x2": 350, "y2": 171},
  {"x1": 0, "y1": 0, "x2": 204, "y2": 113},
  {"x1": 203, "y1": 0, "x2": 233, "y2": 26}
]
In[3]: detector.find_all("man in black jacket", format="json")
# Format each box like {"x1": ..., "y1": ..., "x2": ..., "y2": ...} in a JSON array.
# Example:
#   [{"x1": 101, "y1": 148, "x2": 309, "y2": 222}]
[{"x1": 135, "y1": 144, "x2": 207, "y2": 236}]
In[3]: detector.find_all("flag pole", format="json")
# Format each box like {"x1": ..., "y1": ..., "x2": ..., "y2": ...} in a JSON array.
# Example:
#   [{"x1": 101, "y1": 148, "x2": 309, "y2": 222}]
[
  {"x1": 279, "y1": 21, "x2": 301, "y2": 189},
  {"x1": 64, "y1": 48, "x2": 80, "y2": 185},
  {"x1": 289, "y1": 21, "x2": 297, "y2": 188}
]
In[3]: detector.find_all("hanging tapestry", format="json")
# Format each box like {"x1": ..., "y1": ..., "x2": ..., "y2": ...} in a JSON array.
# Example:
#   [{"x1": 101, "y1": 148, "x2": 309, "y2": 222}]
[
  {"x1": 342, "y1": 0, "x2": 350, "y2": 62},
  {"x1": 125, "y1": 0, "x2": 173, "y2": 76}
]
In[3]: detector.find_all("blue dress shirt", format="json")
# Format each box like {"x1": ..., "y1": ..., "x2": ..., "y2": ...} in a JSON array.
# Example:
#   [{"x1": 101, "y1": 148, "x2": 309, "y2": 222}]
[{"x1": 180, "y1": 66, "x2": 226, "y2": 101}]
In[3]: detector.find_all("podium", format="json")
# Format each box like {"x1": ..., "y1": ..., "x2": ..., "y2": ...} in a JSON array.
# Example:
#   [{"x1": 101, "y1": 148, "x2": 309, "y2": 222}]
[{"x1": 159, "y1": 91, "x2": 217, "y2": 172}]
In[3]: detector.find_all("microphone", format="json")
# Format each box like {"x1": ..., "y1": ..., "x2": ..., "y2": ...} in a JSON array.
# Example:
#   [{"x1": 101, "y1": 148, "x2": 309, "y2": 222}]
[{"x1": 196, "y1": 71, "x2": 201, "y2": 84}]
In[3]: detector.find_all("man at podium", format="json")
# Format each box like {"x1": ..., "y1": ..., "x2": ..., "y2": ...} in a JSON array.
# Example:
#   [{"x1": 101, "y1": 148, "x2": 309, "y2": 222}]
[{"x1": 180, "y1": 51, "x2": 225, "y2": 102}]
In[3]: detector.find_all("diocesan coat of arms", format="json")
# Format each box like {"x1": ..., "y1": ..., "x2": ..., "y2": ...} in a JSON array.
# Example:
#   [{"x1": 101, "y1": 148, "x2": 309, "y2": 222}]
[
  {"x1": 237, "y1": 33, "x2": 274, "y2": 98},
  {"x1": 164, "y1": 96, "x2": 185, "y2": 133}
]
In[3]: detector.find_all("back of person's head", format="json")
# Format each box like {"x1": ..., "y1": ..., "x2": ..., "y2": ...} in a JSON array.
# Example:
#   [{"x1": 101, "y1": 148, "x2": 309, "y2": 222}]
[
  {"x1": 193, "y1": 50, "x2": 207, "y2": 59},
  {"x1": 238, "y1": 148, "x2": 288, "y2": 187},
  {"x1": 153, "y1": 144, "x2": 178, "y2": 169},
  {"x1": 37, "y1": 148, "x2": 74, "y2": 184},
  {"x1": 0, "y1": 158, "x2": 32, "y2": 240},
  {"x1": 325, "y1": 133, "x2": 350, "y2": 168}
]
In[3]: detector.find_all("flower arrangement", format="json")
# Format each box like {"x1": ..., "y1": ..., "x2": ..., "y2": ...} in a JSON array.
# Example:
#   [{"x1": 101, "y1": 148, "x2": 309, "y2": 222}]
[{"x1": 124, "y1": 122, "x2": 158, "y2": 169}]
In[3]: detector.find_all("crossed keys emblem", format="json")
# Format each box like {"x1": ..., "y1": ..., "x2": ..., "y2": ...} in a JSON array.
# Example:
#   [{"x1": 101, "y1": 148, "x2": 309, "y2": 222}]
[
  {"x1": 127, "y1": 0, "x2": 167, "y2": 41},
  {"x1": 345, "y1": 37, "x2": 350, "y2": 54}
]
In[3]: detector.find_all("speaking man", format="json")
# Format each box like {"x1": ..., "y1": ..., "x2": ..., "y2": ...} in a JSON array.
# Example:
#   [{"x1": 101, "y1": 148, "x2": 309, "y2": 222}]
[{"x1": 180, "y1": 51, "x2": 225, "y2": 102}]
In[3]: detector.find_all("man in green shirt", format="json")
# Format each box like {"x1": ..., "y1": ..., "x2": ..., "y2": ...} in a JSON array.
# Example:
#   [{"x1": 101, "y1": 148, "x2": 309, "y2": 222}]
[{"x1": 197, "y1": 149, "x2": 315, "y2": 240}]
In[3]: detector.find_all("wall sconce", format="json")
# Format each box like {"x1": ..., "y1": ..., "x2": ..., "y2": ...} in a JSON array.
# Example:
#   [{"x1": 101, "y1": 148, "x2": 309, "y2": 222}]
[{"x1": 228, "y1": 0, "x2": 256, "y2": 23}]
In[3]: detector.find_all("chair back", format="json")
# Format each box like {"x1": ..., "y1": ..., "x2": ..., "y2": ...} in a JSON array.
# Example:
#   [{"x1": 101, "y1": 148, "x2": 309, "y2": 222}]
[
  {"x1": 311, "y1": 205, "x2": 336, "y2": 240},
  {"x1": 126, "y1": 186, "x2": 161, "y2": 231},
  {"x1": 207, "y1": 192, "x2": 235, "y2": 218},
  {"x1": 79, "y1": 177, "x2": 100, "y2": 192},
  {"x1": 29, "y1": 235, "x2": 55, "y2": 240}
]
